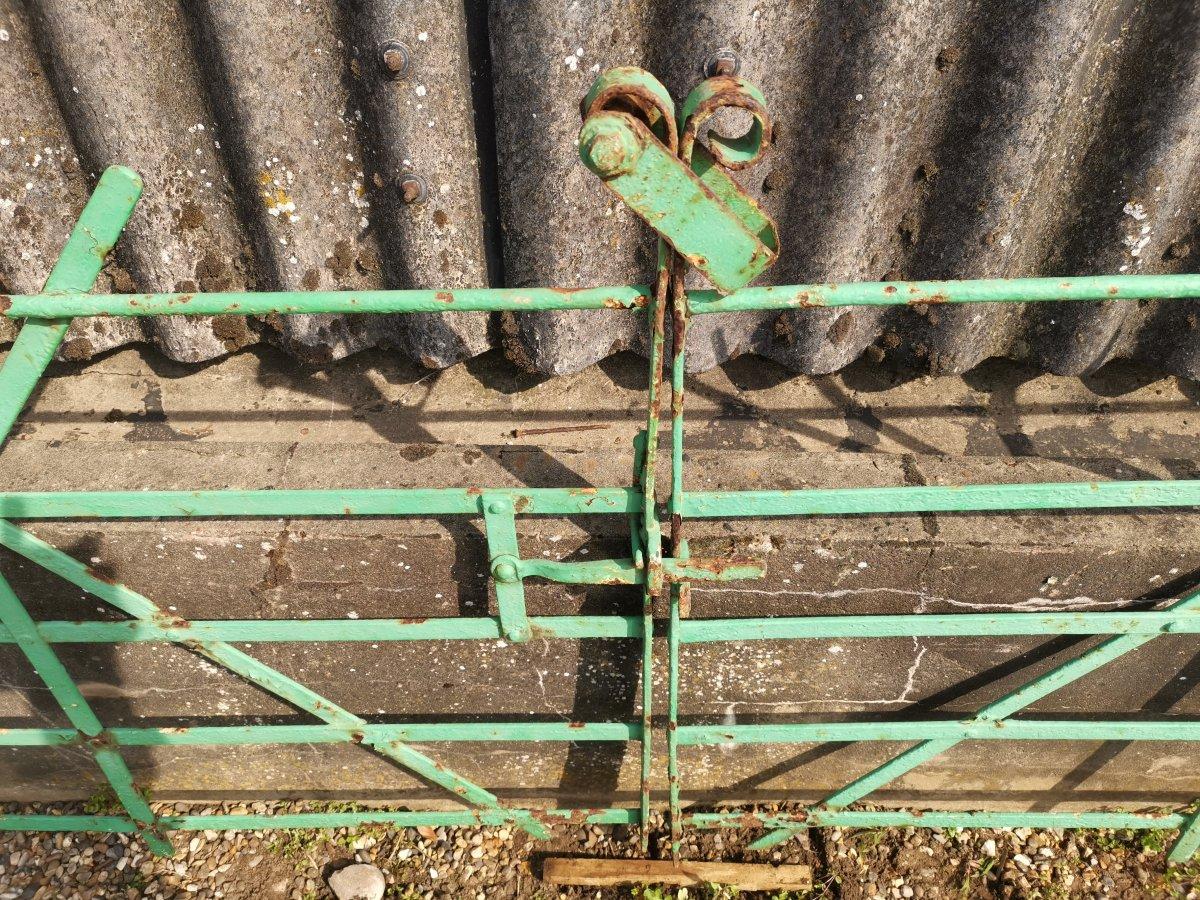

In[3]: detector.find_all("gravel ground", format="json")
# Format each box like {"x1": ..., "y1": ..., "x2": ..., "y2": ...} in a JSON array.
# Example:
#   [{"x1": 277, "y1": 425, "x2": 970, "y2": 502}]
[{"x1": 3, "y1": 801, "x2": 1200, "y2": 899}]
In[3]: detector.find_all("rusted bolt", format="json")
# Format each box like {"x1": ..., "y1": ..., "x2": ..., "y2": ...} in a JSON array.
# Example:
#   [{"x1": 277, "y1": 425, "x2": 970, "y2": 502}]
[
  {"x1": 581, "y1": 124, "x2": 642, "y2": 178},
  {"x1": 398, "y1": 173, "x2": 428, "y2": 205},
  {"x1": 380, "y1": 41, "x2": 411, "y2": 79},
  {"x1": 704, "y1": 48, "x2": 740, "y2": 78},
  {"x1": 492, "y1": 558, "x2": 520, "y2": 584}
]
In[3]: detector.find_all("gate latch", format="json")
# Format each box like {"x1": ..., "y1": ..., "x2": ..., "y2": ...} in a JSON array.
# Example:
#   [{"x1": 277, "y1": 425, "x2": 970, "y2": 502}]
[{"x1": 579, "y1": 68, "x2": 778, "y2": 293}]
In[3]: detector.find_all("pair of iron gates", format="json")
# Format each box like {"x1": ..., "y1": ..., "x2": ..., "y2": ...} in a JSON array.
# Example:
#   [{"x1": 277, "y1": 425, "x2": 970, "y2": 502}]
[{"x1": 4, "y1": 67, "x2": 1200, "y2": 862}]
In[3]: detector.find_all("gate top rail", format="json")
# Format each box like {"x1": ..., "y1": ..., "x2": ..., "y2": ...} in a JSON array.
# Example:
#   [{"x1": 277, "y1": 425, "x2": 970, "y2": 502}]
[{"x1": 5, "y1": 272, "x2": 1200, "y2": 319}]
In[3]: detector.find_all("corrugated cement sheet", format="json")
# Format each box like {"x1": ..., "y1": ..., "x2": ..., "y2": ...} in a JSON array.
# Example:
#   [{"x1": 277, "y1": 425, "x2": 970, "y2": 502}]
[{"x1": 3, "y1": 0, "x2": 1200, "y2": 377}]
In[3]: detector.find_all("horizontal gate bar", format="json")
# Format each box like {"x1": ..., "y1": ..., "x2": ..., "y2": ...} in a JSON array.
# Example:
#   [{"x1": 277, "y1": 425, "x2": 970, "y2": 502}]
[
  {"x1": 25, "y1": 809, "x2": 1177, "y2": 837},
  {"x1": 686, "y1": 811, "x2": 1187, "y2": 831},
  {"x1": 0, "y1": 287, "x2": 653, "y2": 317},
  {"x1": 687, "y1": 273, "x2": 1200, "y2": 313},
  {"x1": 0, "y1": 616, "x2": 644, "y2": 643},
  {"x1": 0, "y1": 809, "x2": 640, "y2": 834},
  {"x1": 679, "y1": 611, "x2": 1200, "y2": 641},
  {"x1": 0, "y1": 722, "x2": 640, "y2": 747},
  {"x1": 0, "y1": 488, "x2": 637, "y2": 518},
  {"x1": 3, "y1": 481, "x2": 1197, "y2": 520},
  {"x1": 121, "y1": 722, "x2": 641, "y2": 745},
  {"x1": 678, "y1": 721, "x2": 1200, "y2": 745},
  {"x1": 5, "y1": 611, "x2": 1197, "y2": 645},
  {"x1": 167, "y1": 809, "x2": 640, "y2": 829},
  {"x1": 9, "y1": 719, "x2": 1194, "y2": 749},
  {"x1": 684, "y1": 481, "x2": 1200, "y2": 517},
  {"x1": 6, "y1": 273, "x2": 1200, "y2": 319}
]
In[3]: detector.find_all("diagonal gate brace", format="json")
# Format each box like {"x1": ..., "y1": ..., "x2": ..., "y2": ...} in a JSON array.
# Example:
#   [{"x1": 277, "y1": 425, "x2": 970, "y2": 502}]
[{"x1": 0, "y1": 520, "x2": 551, "y2": 843}]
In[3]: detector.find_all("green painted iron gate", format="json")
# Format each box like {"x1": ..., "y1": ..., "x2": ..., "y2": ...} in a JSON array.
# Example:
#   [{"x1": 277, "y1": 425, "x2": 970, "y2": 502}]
[{"x1": 4, "y1": 68, "x2": 1200, "y2": 862}]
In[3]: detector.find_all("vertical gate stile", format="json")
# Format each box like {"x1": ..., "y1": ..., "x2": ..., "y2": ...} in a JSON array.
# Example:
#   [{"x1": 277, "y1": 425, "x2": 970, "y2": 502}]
[{"x1": 0, "y1": 63, "x2": 1199, "y2": 863}]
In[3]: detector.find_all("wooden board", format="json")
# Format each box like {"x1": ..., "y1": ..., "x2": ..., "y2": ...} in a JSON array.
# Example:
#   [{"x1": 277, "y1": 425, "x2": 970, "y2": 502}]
[{"x1": 542, "y1": 857, "x2": 812, "y2": 890}]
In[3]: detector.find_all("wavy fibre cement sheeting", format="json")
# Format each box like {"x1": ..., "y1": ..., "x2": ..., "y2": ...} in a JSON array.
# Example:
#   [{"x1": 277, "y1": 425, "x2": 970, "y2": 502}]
[{"x1": 2, "y1": 0, "x2": 1199, "y2": 378}]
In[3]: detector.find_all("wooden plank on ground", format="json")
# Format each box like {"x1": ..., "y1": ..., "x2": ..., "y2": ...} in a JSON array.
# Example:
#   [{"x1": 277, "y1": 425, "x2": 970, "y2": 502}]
[{"x1": 542, "y1": 857, "x2": 812, "y2": 890}]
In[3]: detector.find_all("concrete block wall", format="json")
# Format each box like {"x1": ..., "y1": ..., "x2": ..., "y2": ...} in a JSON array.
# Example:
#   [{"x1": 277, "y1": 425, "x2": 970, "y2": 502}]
[{"x1": 1, "y1": 346, "x2": 1198, "y2": 811}]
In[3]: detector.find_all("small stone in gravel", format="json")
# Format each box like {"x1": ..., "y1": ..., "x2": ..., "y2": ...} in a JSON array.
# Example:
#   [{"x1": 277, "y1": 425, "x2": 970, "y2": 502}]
[{"x1": 328, "y1": 862, "x2": 386, "y2": 900}]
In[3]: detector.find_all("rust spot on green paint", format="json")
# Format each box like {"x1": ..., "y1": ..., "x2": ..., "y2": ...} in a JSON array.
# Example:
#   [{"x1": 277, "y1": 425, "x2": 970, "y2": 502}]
[
  {"x1": 435, "y1": 291, "x2": 454, "y2": 303},
  {"x1": 883, "y1": 286, "x2": 897, "y2": 295},
  {"x1": 85, "y1": 566, "x2": 120, "y2": 585},
  {"x1": 734, "y1": 811, "x2": 768, "y2": 828},
  {"x1": 532, "y1": 807, "x2": 603, "y2": 825},
  {"x1": 152, "y1": 612, "x2": 191, "y2": 630},
  {"x1": 604, "y1": 293, "x2": 647, "y2": 309}
]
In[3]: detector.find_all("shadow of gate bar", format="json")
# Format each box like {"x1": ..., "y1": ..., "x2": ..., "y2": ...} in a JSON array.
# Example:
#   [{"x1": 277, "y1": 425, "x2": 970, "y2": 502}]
[{"x1": 3, "y1": 66, "x2": 1200, "y2": 862}]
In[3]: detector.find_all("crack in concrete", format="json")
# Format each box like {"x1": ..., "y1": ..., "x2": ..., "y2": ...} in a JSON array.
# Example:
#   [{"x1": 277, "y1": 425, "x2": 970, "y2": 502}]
[
  {"x1": 716, "y1": 638, "x2": 928, "y2": 713},
  {"x1": 693, "y1": 584, "x2": 1108, "y2": 612}
]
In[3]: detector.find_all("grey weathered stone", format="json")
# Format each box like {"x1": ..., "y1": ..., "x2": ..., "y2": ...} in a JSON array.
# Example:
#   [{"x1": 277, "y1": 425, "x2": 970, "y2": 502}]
[
  {"x1": 328, "y1": 863, "x2": 386, "y2": 900},
  {"x1": 6, "y1": 0, "x2": 1200, "y2": 377},
  {"x1": 23, "y1": 0, "x2": 255, "y2": 362},
  {"x1": 349, "y1": 0, "x2": 493, "y2": 369},
  {"x1": 489, "y1": 0, "x2": 651, "y2": 375}
]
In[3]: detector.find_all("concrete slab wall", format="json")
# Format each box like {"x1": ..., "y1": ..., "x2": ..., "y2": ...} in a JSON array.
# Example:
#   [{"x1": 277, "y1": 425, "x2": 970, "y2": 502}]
[{"x1": 2, "y1": 345, "x2": 1200, "y2": 813}]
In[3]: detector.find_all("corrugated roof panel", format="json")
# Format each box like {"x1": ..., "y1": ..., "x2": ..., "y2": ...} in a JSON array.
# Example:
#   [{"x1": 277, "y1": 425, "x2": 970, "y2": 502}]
[{"x1": 2, "y1": 0, "x2": 1199, "y2": 377}]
